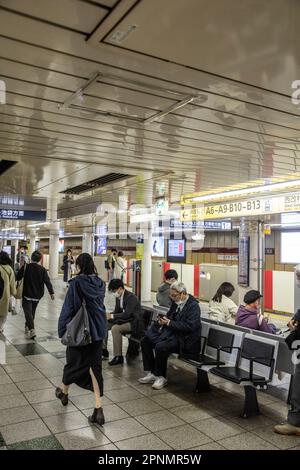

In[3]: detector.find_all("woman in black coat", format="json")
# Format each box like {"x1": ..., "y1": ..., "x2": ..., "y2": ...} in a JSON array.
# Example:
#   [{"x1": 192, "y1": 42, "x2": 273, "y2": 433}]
[
  {"x1": 56, "y1": 253, "x2": 107, "y2": 426},
  {"x1": 62, "y1": 249, "x2": 74, "y2": 286}
]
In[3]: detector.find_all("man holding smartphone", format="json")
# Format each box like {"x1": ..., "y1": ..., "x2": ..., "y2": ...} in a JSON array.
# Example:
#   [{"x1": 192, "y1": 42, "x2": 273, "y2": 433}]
[{"x1": 139, "y1": 281, "x2": 201, "y2": 390}]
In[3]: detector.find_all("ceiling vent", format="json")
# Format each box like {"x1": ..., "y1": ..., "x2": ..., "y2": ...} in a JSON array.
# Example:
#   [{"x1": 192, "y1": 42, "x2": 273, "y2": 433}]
[
  {"x1": 60, "y1": 173, "x2": 130, "y2": 195},
  {"x1": 0, "y1": 160, "x2": 17, "y2": 175}
]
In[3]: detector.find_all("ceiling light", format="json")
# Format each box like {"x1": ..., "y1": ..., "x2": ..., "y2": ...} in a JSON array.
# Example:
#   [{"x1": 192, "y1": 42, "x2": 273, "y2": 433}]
[
  {"x1": 187, "y1": 179, "x2": 300, "y2": 204},
  {"x1": 27, "y1": 222, "x2": 49, "y2": 228},
  {"x1": 59, "y1": 71, "x2": 102, "y2": 110},
  {"x1": 1, "y1": 227, "x2": 17, "y2": 231},
  {"x1": 144, "y1": 96, "x2": 199, "y2": 125}
]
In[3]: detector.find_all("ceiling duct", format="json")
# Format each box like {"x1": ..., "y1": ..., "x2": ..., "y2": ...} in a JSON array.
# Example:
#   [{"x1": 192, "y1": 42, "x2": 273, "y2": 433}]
[
  {"x1": 60, "y1": 173, "x2": 130, "y2": 195},
  {"x1": 0, "y1": 160, "x2": 17, "y2": 175}
]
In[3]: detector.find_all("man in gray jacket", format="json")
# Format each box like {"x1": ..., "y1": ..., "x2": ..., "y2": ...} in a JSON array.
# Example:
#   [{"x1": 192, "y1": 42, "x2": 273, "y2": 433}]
[{"x1": 156, "y1": 269, "x2": 178, "y2": 308}]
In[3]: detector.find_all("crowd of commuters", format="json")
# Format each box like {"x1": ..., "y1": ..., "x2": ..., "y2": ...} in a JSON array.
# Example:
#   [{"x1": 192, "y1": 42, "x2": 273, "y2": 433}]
[{"x1": 0, "y1": 245, "x2": 299, "y2": 436}]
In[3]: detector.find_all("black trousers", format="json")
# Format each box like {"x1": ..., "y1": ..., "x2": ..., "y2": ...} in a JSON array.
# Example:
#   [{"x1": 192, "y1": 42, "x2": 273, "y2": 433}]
[
  {"x1": 22, "y1": 298, "x2": 39, "y2": 330},
  {"x1": 288, "y1": 362, "x2": 300, "y2": 427},
  {"x1": 141, "y1": 335, "x2": 179, "y2": 378}
]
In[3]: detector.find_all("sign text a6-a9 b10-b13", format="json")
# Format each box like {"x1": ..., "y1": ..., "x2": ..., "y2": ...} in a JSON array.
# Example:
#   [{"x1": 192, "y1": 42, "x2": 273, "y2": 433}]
[{"x1": 180, "y1": 192, "x2": 300, "y2": 221}]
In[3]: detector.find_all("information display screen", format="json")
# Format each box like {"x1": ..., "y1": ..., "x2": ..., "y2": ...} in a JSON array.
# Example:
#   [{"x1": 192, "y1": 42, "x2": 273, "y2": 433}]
[
  {"x1": 167, "y1": 239, "x2": 186, "y2": 263},
  {"x1": 152, "y1": 236, "x2": 165, "y2": 257},
  {"x1": 281, "y1": 232, "x2": 300, "y2": 263},
  {"x1": 58, "y1": 239, "x2": 64, "y2": 253}
]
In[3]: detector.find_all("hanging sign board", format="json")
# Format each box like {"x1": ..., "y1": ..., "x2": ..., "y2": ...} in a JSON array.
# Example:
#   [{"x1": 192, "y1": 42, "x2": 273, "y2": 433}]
[
  {"x1": 238, "y1": 236, "x2": 250, "y2": 287},
  {"x1": 180, "y1": 192, "x2": 300, "y2": 221}
]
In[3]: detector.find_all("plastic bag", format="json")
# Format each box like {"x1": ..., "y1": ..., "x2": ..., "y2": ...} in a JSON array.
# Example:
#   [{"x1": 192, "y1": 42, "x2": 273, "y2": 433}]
[{"x1": 9, "y1": 297, "x2": 21, "y2": 315}]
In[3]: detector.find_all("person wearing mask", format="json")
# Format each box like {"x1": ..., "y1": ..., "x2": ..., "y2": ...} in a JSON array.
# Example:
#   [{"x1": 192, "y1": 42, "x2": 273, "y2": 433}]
[
  {"x1": 156, "y1": 269, "x2": 178, "y2": 308},
  {"x1": 107, "y1": 278, "x2": 142, "y2": 365},
  {"x1": 0, "y1": 251, "x2": 16, "y2": 334},
  {"x1": 106, "y1": 248, "x2": 117, "y2": 282},
  {"x1": 235, "y1": 290, "x2": 277, "y2": 334},
  {"x1": 139, "y1": 281, "x2": 201, "y2": 390},
  {"x1": 56, "y1": 253, "x2": 107, "y2": 426},
  {"x1": 115, "y1": 251, "x2": 126, "y2": 282},
  {"x1": 209, "y1": 282, "x2": 238, "y2": 322},
  {"x1": 62, "y1": 249, "x2": 74, "y2": 287},
  {"x1": 16, "y1": 250, "x2": 54, "y2": 339},
  {"x1": 274, "y1": 310, "x2": 300, "y2": 436}
]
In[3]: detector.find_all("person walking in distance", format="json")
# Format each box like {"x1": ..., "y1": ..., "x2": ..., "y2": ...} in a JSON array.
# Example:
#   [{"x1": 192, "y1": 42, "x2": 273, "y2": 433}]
[
  {"x1": 16, "y1": 250, "x2": 54, "y2": 339},
  {"x1": 0, "y1": 251, "x2": 16, "y2": 334}
]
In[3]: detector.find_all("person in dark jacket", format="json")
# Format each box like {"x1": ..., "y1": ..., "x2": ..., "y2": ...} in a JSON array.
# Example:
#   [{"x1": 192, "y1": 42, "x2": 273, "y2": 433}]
[
  {"x1": 139, "y1": 281, "x2": 201, "y2": 390},
  {"x1": 16, "y1": 250, "x2": 54, "y2": 339},
  {"x1": 107, "y1": 278, "x2": 142, "y2": 366},
  {"x1": 274, "y1": 310, "x2": 300, "y2": 436},
  {"x1": 62, "y1": 249, "x2": 74, "y2": 286},
  {"x1": 235, "y1": 290, "x2": 278, "y2": 334},
  {"x1": 156, "y1": 269, "x2": 178, "y2": 308},
  {"x1": 56, "y1": 253, "x2": 107, "y2": 427}
]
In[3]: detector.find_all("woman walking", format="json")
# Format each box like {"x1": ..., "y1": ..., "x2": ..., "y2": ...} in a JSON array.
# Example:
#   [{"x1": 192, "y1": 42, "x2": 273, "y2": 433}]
[
  {"x1": 56, "y1": 253, "x2": 107, "y2": 426},
  {"x1": 115, "y1": 251, "x2": 126, "y2": 282},
  {"x1": 62, "y1": 249, "x2": 74, "y2": 287},
  {"x1": 0, "y1": 251, "x2": 16, "y2": 334}
]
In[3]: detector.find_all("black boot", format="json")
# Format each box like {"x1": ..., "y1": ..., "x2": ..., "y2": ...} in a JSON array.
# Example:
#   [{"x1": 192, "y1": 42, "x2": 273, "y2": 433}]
[
  {"x1": 102, "y1": 349, "x2": 109, "y2": 360},
  {"x1": 55, "y1": 387, "x2": 68, "y2": 406},
  {"x1": 108, "y1": 356, "x2": 124, "y2": 366},
  {"x1": 88, "y1": 407, "x2": 105, "y2": 426}
]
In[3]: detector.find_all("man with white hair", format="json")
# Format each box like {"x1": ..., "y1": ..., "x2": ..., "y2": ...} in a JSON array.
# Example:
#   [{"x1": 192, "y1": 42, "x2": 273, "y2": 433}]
[{"x1": 139, "y1": 281, "x2": 201, "y2": 390}]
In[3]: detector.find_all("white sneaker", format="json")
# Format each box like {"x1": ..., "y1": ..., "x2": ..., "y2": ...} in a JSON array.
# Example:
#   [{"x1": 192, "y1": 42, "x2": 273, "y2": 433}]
[
  {"x1": 152, "y1": 376, "x2": 167, "y2": 390},
  {"x1": 28, "y1": 329, "x2": 36, "y2": 339},
  {"x1": 138, "y1": 372, "x2": 157, "y2": 384}
]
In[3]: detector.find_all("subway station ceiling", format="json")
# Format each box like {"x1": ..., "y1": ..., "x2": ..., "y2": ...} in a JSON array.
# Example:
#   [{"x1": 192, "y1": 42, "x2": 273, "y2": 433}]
[{"x1": 1, "y1": 0, "x2": 300, "y2": 230}]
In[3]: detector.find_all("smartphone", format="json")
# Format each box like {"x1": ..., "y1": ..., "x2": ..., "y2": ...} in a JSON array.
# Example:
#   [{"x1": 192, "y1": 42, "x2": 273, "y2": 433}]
[{"x1": 157, "y1": 313, "x2": 167, "y2": 320}]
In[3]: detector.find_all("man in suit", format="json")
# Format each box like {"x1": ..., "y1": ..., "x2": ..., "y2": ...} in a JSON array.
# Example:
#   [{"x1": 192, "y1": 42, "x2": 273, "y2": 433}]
[{"x1": 107, "y1": 279, "x2": 142, "y2": 365}]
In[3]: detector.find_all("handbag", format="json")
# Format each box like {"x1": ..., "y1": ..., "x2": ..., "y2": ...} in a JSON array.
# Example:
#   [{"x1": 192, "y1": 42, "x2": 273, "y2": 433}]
[
  {"x1": 61, "y1": 281, "x2": 92, "y2": 347},
  {"x1": 15, "y1": 264, "x2": 26, "y2": 300}
]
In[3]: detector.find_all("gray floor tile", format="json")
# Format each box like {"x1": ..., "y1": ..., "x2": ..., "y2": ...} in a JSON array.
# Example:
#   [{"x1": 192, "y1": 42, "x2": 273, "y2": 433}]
[
  {"x1": 150, "y1": 392, "x2": 190, "y2": 409},
  {"x1": 189, "y1": 442, "x2": 226, "y2": 450},
  {"x1": 70, "y1": 394, "x2": 112, "y2": 409},
  {"x1": 156, "y1": 424, "x2": 212, "y2": 450},
  {"x1": 105, "y1": 386, "x2": 144, "y2": 403},
  {"x1": 82, "y1": 404, "x2": 129, "y2": 423},
  {"x1": 24, "y1": 388, "x2": 57, "y2": 404},
  {"x1": 0, "y1": 405, "x2": 39, "y2": 426},
  {"x1": 170, "y1": 404, "x2": 219, "y2": 422},
  {"x1": 0, "y1": 447, "x2": 7, "y2": 450},
  {"x1": 16, "y1": 378, "x2": 54, "y2": 392},
  {"x1": 103, "y1": 377, "x2": 129, "y2": 391},
  {"x1": 118, "y1": 397, "x2": 164, "y2": 417},
  {"x1": 55, "y1": 426, "x2": 110, "y2": 450},
  {"x1": 253, "y1": 425, "x2": 300, "y2": 449},
  {"x1": 218, "y1": 432, "x2": 279, "y2": 450},
  {"x1": 88, "y1": 443, "x2": 118, "y2": 450},
  {"x1": 0, "y1": 383, "x2": 20, "y2": 397},
  {"x1": 32, "y1": 400, "x2": 77, "y2": 418},
  {"x1": 8, "y1": 435, "x2": 63, "y2": 450},
  {"x1": 1, "y1": 356, "x2": 29, "y2": 365},
  {"x1": 0, "y1": 375, "x2": 13, "y2": 385},
  {"x1": 43, "y1": 410, "x2": 89, "y2": 433},
  {"x1": 0, "y1": 393, "x2": 28, "y2": 410},
  {"x1": 229, "y1": 414, "x2": 277, "y2": 431},
  {"x1": 117, "y1": 434, "x2": 172, "y2": 450},
  {"x1": 191, "y1": 416, "x2": 245, "y2": 441},
  {"x1": 0, "y1": 418, "x2": 51, "y2": 445},
  {"x1": 8, "y1": 370, "x2": 44, "y2": 383},
  {"x1": 101, "y1": 417, "x2": 150, "y2": 442},
  {"x1": 135, "y1": 410, "x2": 185, "y2": 432},
  {"x1": 68, "y1": 384, "x2": 93, "y2": 397}
]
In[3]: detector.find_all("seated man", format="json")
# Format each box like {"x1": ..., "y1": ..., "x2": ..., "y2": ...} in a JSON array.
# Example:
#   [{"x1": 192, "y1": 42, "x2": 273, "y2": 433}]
[
  {"x1": 107, "y1": 279, "x2": 142, "y2": 366},
  {"x1": 235, "y1": 290, "x2": 277, "y2": 334},
  {"x1": 156, "y1": 269, "x2": 178, "y2": 308},
  {"x1": 139, "y1": 281, "x2": 201, "y2": 390}
]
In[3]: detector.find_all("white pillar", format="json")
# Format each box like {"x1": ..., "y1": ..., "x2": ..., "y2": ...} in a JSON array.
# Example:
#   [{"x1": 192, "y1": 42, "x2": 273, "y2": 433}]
[
  {"x1": 30, "y1": 230, "x2": 37, "y2": 256},
  {"x1": 82, "y1": 231, "x2": 94, "y2": 255},
  {"x1": 238, "y1": 219, "x2": 265, "y2": 306},
  {"x1": 48, "y1": 199, "x2": 60, "y2": 280},
  {"x1": 141, "y1": 227, "x2": 152, "y2": 302},
  {"x1": 11, "y1": 239, "x2": 19, "y2": 265}
]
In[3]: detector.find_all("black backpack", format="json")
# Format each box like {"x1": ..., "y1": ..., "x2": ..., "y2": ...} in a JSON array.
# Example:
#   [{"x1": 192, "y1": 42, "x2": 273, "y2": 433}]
[{"x1": 0, "y1": 271, "x2": 4, "y2": 300}]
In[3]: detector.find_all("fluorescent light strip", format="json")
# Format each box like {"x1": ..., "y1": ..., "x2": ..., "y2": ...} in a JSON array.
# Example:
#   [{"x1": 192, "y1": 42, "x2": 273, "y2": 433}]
[
  {"x1": 27, "y1": 222, "x2": 49, "y2": 228},
  {"x1": 1, "y1": 227, "x2": 18, "y2": 231},
  {"x1": 189, "y1": 179, "x2": 300, "y2": 203},
  {"x1": 59, "y1": 71, "x2": 102, "y2": 110},
  {"x1": 144, "y1": 96, "x2": 199, "y2": 124}
]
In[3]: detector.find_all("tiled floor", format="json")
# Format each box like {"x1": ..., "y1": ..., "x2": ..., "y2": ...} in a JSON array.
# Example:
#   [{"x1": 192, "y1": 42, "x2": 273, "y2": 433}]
[{"x1": 0, "y1": 280, "x2": 298, "y2": 450}]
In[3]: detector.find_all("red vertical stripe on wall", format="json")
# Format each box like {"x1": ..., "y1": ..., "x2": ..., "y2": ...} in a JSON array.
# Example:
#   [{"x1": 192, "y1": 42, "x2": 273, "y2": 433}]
[
  {"x1": 163, "y1": 262, "x2": 170, "y2": 281},
  {"x1": 194, "y1": 264, "x2": 200, "y2": 298},
  {"x1": 264, "y1": 270, "x2": 273, "y2": 310},
  {"x1": 126, "y1": 261, "x2": 130, "y2": 285}
]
